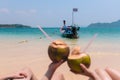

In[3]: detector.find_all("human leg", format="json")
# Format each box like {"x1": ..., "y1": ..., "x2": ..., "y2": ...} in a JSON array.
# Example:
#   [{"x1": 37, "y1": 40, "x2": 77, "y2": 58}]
[
  {"x1": 52, "y1": 72, "x2": 65, "y2": 80},
  {"x1": 95, "y1": 69, "x2": 112, "y2": 80},
  {"x1": 105, "y1": 67, "x2": 120, "y2": 80}
]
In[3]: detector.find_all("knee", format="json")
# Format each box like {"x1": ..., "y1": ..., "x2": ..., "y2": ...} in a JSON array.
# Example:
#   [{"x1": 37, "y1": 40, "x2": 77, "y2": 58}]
[
  {"x1": 52, "y1": 72, "x2": 65, "y2": 80},
  {"x1": 22, "y1": 67, "x2": 33, "y2": 73}
]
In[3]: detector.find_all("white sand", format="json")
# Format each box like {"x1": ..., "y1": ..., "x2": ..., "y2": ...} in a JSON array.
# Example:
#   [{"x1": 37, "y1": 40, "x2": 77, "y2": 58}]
[{"x1": 0, "y1": 39, "x2": 120, "y2": 80}]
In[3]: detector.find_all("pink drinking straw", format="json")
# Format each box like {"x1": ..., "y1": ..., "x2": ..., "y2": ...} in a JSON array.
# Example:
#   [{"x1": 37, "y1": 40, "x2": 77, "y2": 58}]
[
  {"x1": 38, "y1": 25, "x2": 97, "y2": 53},
  {"x1": 37, "y1": 25, "x2": 53, "y2": 41},
  {"x1": 81, "y1": 33, "x2": 98, "y2": 53}
]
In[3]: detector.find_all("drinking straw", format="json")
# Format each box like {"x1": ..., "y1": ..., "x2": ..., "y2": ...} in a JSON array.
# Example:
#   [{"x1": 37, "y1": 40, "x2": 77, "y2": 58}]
[
  {"x1": 81, "y1": 33, "x2": 98, "y2": 53},
  {"x1": 37, "y1": 25, "x2": 53, "y2": 41}
]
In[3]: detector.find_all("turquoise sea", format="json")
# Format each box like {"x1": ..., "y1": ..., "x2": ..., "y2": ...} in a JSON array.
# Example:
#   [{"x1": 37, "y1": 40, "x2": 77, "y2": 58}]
[{"x1": 0, "y1": 27, "x2": 120, "y2": 54}]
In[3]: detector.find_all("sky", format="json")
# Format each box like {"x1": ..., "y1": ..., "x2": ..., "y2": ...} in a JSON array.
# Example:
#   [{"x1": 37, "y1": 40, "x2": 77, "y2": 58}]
[{"x1": 0, "y1": 0, "x2": 120, "y2": 27}]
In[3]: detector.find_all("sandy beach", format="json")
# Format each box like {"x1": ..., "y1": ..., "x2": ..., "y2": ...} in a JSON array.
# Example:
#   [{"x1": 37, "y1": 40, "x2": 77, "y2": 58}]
[{"x1": 0, "y1": 38, "x2": 120, "y2": 80}]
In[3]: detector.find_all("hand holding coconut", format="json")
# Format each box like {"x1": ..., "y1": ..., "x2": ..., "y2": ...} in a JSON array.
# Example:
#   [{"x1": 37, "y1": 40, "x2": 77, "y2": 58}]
[
  {"x1": 67, "y1": 34, "x2": 98, "y2": 74},
  {"x1": 45, "y1": 40, "x2": 69, "y2": 80},
  {"x1": 67, "y1": 46, "x2": 91, "y2": 74},
  {"x1": 43, "y1": 60, "x2": 65, "y2": 80},
  {"x1": 48, "y1": 40, "x2": 70, "y2": 62},
  {"x1": 48, "y1": 40, "x2": 91, "y2": 75}
]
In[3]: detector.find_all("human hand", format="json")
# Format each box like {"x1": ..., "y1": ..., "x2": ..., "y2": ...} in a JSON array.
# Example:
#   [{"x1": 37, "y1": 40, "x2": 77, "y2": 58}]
[
  {"x1": 70, "y1": 64, "x2": 91, "y2": 74},
  {"x1": 79, "y1": 64, "x2": 112, "y2": 80},
  {"x1": 0, "y1": 73, "x2": 25, "y2": 80},
  {"x1": 79, "y1": 64, "x2": 94, "y2": 77},
  {"x1": 48, "y1": 60, "x2": 66, "y2": 71},
  {"x1": 43, "y1": 60, "x2": 66, "y2": 80},
  {"x1": 3, "y1": 68, "x2": 33, "y2": 80},
  {"x1": 70, "y1": 64, "x2": 99, "y2": 80},
  {"x1": 3, "y1": 74, "x2": 25, "y2": 80}
]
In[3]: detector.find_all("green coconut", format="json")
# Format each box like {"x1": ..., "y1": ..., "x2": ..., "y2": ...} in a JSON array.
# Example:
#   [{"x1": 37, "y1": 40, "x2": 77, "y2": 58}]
[
  {"x1": 67, "y1": 46, "x2": 91, "y2": 73},
  {"x1": 48, "y1": 40, "x2": 70, "y2": 62}
]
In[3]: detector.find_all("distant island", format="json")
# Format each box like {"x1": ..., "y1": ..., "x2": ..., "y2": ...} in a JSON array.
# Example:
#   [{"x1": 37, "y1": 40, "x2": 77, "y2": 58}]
[
  {"x1": 0, "y1": 24, "x2": 31, "y2": 28},
  {"x1": 88, "y1": 20, "x2": 120, "y2": 28}
]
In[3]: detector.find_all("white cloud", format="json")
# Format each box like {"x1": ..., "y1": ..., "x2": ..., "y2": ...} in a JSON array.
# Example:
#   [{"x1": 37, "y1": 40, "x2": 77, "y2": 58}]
[
  {"x1": 0, "y1": 8, "x2": 10, "y2": 14},
  {"x1": 0, "y1": 8, "x2": 37, "y2": 16},
  {"x1": 15, "y1": 9, "x2": 37, "y2": 16},
  {"x1": 15, "y1": 10, "x2": 27, "y2": 15}
]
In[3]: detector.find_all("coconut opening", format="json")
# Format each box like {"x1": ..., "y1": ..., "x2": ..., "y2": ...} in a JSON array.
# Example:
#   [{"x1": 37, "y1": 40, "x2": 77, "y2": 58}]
[
  {"x1": 53, "y1": 40, "x2": 65, "y2": 45},
  {"x1": 71, "y1": 46, "x2": 81, "y2": 55},
  {"x1": 68, "y1": 53, "x2": 86, "y2": 59},
  {"x1": 50, "y1": 40, "x2": 68, "y2": 48}
]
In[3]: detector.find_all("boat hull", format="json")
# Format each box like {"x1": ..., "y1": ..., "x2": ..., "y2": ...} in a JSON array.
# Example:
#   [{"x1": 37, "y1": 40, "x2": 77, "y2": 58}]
[
  {"x1": 61, "y1": 26, "x2": 80, "y2": 39},
  {"x1": 62, "y1": 33, "x2": 78, "y2": 39}
]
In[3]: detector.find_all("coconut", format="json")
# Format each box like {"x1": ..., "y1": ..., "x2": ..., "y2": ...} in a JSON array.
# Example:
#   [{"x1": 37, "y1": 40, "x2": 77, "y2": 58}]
[
  {"x1": 67, "y1": 46, "x2": 91, "y2": 73},
  {"x1": 71, "y1": 46, "x2": 81, "y2": 55},
  {"x1": 48, "y1": 40, "x2": 70, "y2": 62}
]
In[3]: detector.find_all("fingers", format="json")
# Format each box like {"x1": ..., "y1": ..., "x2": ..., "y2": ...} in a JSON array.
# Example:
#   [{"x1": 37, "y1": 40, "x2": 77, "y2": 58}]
[
  {"x1": 80, "y1": 64, "x2": 91, "y2": 75},
  {"x1": 54, "y1": 60, "x2": 65, "y2": 68},
  {"x1": 19, "y1": 73, "x2": 27, "y2": 78},
  {"x1": 58, "y1": 59, "x2": 66, "y2": 65},
  {"x1": 4, "y1": 75, "x2": 25, "y2": 80},
  {"x1": 95, "y1": 69, "x2": 112, "y2": 80},
  {"x1": 13, "y1": 68, "x2": 33, "y2": 80},
  {"x1": 48, "y1": 60, "x2": 65, "y2": 71},
  {"x1": 80, "y1": 64, "x2": 89, "y2": 72},
  {"x1": 80, "y1": 64, "x2": 97, "y2": 79},
  {"x1": 52, "y1": 60, "x2": 65, "y2": 67},
  {"x1": 105, "y1": 67, "x2": 120, "y2": 80}
]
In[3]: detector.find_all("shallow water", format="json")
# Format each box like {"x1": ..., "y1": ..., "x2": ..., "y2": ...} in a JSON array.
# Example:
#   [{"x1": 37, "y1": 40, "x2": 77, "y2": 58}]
[{"x1": 0, "y1": 27, "x2": 120, "y2": 54}]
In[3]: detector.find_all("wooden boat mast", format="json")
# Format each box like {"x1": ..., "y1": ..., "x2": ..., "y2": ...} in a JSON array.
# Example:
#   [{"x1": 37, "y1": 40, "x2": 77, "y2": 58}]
[{"x1": 72, "y1": 8, "x2": 78, "y2": 26}]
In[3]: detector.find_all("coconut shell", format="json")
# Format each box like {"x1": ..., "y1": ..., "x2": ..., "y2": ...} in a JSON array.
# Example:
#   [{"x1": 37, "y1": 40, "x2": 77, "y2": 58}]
[
  {"x1": 48, "y1": 40, "x2": 70, "y2": 62},
  {"x1": 67, "y1": 53, "x2": 91, "y2": 73}
]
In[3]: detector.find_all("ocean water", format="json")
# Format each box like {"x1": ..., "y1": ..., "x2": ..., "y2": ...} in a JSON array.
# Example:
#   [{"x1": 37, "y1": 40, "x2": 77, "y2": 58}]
[{"x1": 0, "y1": 27, "x2": 120, "y2": 54}]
